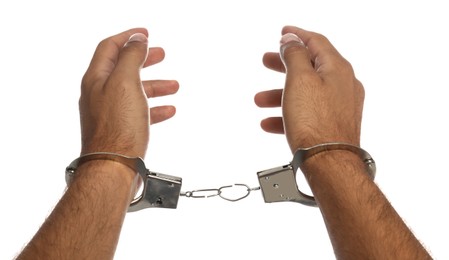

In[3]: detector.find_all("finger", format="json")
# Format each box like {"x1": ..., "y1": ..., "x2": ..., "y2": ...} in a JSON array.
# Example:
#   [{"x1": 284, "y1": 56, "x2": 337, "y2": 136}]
[
  {"x1": 143, "y1": 47, "x2": 165, "y2": 68},
  {"x1": 82, "y1": 28, "x2": 148, "y2": 87},
  {"x1": 260, "y1": 117, "x2": 285, "y2": 134},
  {"x1": 150, "y1": 105, "x2": 176, "y2": 125},
  {"x1": 262, "y1": 52, "x2": 285, "y2": 73},
  {"x1": 279, "y1": 32, "x2": 316, "y2": 75},
  {"x1": 282, "y1": 26, "x2": 337, "y2": 58},
  {"x1": 254, "y1": 89, "x2": 283, "y2": 107},
  {"x1": 112, "y1": 33, "x2": 149, "y2": 81},
  {"x1": 282, "y1": 26, "x2": 347, "y2": 72},
  {"x1": 143, "y1": 80, "x2": 179, "y2": 98}
]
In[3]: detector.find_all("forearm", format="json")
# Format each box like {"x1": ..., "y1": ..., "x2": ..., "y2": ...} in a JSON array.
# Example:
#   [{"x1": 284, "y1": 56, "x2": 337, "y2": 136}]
[
  {"x1": 302, "y1": 150, "x2": 431, "y2": 260},
  {"x1": 17, "y1": 160, "x2": 137, "y2": 260}
]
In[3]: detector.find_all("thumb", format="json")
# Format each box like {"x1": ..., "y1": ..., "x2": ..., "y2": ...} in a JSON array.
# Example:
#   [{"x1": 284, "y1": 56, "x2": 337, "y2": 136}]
[
  {"x1": 279, "y1": 33, "x2": 314, "y2": 74},
  {"x1": 279, "y1": 33, "x2": 316, "y2": 152},
  {"x1": 114, "y1": 33, "x2": 149, "y2": 75}
]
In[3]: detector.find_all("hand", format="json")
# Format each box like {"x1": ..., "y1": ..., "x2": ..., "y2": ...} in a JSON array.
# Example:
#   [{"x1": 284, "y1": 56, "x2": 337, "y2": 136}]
[
  {"x1": 79, "y1": 28, "x2": 179, "y2": 158},
  {"x1": 255, "y1": 26, "x2": 364, "y2": 152}
]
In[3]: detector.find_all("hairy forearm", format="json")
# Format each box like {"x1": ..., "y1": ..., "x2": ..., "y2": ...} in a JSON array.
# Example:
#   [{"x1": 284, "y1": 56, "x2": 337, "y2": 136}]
[
  {"x1": 17, "y1": 160, "x2": 137, "y2": 260},
  {"x1": 302, "y1": 151, "x2": 432, "y2": 260}
]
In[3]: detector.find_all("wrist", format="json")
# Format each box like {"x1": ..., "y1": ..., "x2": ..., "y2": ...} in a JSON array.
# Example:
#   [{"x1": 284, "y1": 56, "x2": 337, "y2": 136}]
[
  {"x1": 257, "y1": 143, "x2": 375, "y2": 207},
  {"x1": 293, "y1": 143, "x2": 374, "y2": 175},
  {"x1": 300, "y1": 150, "x2": 376, "y2": 203},
  {"x1": 291, "y1": 143, "x2": 376, "y2": 199},
  {"x1": 72, "y1": 159, "x2": 139, "y2": 201},
  {"x1": 65, "y1": 152, "x2": 183, "y2": 211},
  {"x1": 301, "y1": 150, "x2": 365, "y2": 176}
]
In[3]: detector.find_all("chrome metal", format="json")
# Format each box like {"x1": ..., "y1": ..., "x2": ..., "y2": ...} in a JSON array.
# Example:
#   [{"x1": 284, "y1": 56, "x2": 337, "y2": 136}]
[
  {"x1": 181, "y1": 183, "x2": 260, "y2": 202},
  {"x1": 128, "y1": 171, "x2": 182, "y2": 212},
  {"x1": 180, "y1": 188, "x2": 220, "y2": 198},
  {"x1": 65, "y1": 152, "x2": 182, "y2": 212},
  {"x1": 257, "y1": 143, "x2": 376, "y2": 207},
  {"x1": 257, "y1": 164, "x2": 316, "y2": 206}
]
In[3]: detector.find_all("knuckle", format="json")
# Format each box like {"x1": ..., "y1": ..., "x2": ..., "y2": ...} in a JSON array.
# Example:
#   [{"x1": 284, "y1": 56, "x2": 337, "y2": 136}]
[
  {"x1": 81, "y1": 73, "x2": 100, "y2": 92},
  {"x1": 313, "y1": 32, "x2": 329, "y2": 43},
  {"x1": 308, "y1": 32, "x2": 330, "y2": 47},
  {"x1": 80, "y1": 73, "x2": 92, "y2": 90},
  {"x1": 355, "y1": 78, "x2": 365, "y2": 99},
  {"x1": 328, "y1": 56, "x2": 355, "y2": 76},
  {"x1": 97, "y1": 37, "x2": 113, "y2": 50}
]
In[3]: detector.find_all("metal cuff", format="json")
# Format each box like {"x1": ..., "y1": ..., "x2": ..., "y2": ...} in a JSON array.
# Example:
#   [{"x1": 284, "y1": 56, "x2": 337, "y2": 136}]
[
  {"x1": 65, "y1": 152, "x2": 182, "y2": 212},
  {"x1": 257, "y1": 143, "x2": 376, "y2": 207}
]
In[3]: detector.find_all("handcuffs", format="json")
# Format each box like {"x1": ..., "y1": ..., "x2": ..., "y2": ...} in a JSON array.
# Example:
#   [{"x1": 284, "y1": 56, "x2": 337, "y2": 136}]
[{"x1": 65, "y1": 143, "x2": 376, "y2": 212}]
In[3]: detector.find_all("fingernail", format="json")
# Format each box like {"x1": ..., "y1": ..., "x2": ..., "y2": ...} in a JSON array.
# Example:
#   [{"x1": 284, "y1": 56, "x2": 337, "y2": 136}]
[
  {"x1": 127, "y1": 33, "x2": 148, "y2": 44},
  {"x1": 280, "y1": 33, "x2": 306, "y2": 65},
  {"x1": 280, "y1": 33, "x2": 305, "y2": 46}
]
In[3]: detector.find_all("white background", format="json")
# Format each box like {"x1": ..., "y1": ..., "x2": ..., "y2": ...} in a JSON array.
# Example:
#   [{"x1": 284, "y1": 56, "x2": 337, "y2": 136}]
[{"x1": 1, "y1": 0, "x2": 448, "y2": 259}]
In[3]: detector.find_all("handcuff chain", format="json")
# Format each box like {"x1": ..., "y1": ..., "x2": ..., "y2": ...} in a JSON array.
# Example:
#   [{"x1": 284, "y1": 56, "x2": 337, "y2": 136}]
[{"x1": 181, "y1": 184, "x2": 261, "y2": 202}]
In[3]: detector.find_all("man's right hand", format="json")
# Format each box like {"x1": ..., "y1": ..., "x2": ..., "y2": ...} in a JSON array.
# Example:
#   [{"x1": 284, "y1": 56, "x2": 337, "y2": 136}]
[{"x1": 255, "y1": 26, "x2": 365, "y2": 153}]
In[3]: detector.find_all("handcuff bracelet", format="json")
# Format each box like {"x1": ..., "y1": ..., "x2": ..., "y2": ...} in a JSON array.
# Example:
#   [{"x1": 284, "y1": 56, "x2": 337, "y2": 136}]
[
  {"x1": 65, "y1": 143, "x2": 375, "y2": 211},
  {"x1": 256, "y1": 143, "x2": 376, "y2": 207},
  {"x1": 65, "y1": 152, "x2": 182, "y2": 212}
]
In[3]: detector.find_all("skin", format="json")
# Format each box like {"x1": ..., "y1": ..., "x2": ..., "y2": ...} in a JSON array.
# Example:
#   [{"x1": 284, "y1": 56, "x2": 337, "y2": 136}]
[
  {"x1": 16, "y1": 26, "x2": 432, "y2": 259},
  {"x1": 16, "y1": 28, "x2": 178, "y2": 259},
  {"x1": 255, "y1": 26, "x2": 432, "y2": 259}
]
